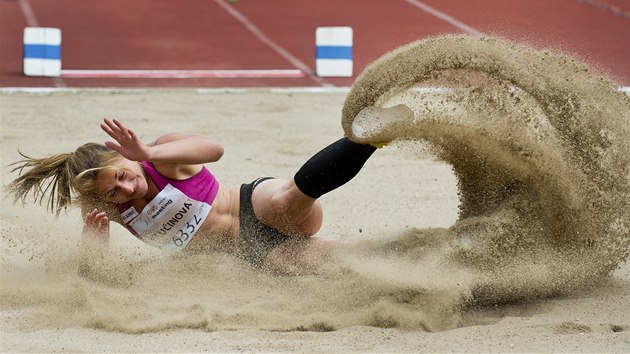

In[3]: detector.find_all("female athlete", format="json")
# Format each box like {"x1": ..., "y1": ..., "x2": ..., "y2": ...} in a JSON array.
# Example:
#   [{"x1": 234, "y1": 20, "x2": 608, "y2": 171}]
[{"x1": 6, "y1": 106, "x2": 412, "y2": 276}]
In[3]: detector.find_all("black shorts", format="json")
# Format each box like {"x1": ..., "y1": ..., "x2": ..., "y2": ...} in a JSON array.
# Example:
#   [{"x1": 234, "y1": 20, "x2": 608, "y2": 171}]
[{"x1": 238, "y1": 177, "x2": 289, "y2": 267}]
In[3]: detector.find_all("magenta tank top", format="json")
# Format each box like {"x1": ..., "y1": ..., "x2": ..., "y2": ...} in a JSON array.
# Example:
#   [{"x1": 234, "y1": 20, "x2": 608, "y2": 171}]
[
  {"x1": 117, "y1": 161, "x2": 219, "y2": 245},
  {"x1": 140, "y1": 161, "x2": 220, "y2": 205}
]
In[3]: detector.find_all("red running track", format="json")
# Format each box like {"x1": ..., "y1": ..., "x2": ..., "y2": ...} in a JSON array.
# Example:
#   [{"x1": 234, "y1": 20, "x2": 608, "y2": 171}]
[{"x1": 1, "y1": 0, "x2": 629, "y2": 88}]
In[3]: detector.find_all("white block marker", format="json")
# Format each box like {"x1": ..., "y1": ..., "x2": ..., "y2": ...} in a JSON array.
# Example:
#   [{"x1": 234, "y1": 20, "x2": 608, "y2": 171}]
[
  {"x1": 23, "y1": 27, "x2": 62, "y2": 77},
  {"x1": 315, "y1": 27, "x2": 353, "y2": 77}
]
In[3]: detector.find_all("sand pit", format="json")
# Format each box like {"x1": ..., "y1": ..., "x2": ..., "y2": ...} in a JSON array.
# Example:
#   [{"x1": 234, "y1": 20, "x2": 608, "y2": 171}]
[{"x1": 1, "y1": 36, "x2": 629, "y2": 353}]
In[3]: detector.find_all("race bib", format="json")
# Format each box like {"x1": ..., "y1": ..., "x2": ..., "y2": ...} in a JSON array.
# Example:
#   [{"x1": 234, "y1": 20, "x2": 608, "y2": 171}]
[{"x1": 124, "y1": 184, "x2": 211, "y2": 251}]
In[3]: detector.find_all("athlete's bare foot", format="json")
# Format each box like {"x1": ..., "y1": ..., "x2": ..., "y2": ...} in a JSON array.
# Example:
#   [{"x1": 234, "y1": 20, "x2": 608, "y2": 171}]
[{"x1": 349, "y1": 104, "x2": 415, "y2": 147}]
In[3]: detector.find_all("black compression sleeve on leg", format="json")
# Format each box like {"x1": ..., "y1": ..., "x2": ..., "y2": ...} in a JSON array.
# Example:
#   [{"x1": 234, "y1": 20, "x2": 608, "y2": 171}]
[{"x1": 294, "y1": 137, "x2": 377, "y2": 199}]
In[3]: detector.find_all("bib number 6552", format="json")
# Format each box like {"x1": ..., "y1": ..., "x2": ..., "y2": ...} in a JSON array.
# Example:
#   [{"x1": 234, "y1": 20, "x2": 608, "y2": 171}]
[{"x1": 173, "y1": 215, "x2": 203, "y2": 247}]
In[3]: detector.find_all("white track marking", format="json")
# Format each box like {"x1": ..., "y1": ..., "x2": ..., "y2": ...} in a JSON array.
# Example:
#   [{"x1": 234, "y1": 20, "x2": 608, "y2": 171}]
[
  {"x1": 403, "y1": 0, "x2": 484, "y2": 35},
  {"x1": 214, "y1": 0, "x2": 332, "y2": 87}
]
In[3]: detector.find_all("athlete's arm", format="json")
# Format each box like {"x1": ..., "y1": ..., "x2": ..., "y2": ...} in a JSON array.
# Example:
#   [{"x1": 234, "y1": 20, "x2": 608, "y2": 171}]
[
  {"x1": 78, "y1": 207, "x2": 110, "y2": 278},
  {"x1": 100, "y1": 118, "x2": 224, "y2": 165},
  {"x1": 147, "y1": 132, "x2": 224, "y2": 164}
]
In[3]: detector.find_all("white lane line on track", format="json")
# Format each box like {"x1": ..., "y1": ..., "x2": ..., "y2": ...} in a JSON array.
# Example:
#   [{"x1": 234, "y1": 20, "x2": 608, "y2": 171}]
[
  {"x1": 17, "y1": 0, "x2": 67, "y2": 88},
  {"x1": 2, "y1": 87, "x2": 629, "y2": 95},
  {"x1": 59, "y1": 69, "x2": 305, "y2": 79},
  {"x1": 578, "y1": 0, "x2": 630, "y2": 19},
  {"x1": 403, "y1": 0, "x2": 484, "y2": 35},
  {"x1": 213, "y1": 0, "x2": 333, "y2": 87},
  {"x1": 17, "y1": 0, "x2": 38, "y2": 27}
]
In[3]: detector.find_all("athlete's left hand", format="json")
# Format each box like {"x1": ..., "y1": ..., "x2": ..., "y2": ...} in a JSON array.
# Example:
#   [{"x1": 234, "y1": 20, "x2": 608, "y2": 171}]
[
  {"x1": 101, "y1": 118, "x2": 152, "y2": 161},
  {"x1": 83, "y1": 208, "x2": 110, "y2": 239}
]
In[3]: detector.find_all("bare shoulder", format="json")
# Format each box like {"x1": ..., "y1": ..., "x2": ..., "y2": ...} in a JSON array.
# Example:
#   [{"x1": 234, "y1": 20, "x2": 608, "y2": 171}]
[{"x1": 147, "y1": 132, "x2": 193, "y2": 146}]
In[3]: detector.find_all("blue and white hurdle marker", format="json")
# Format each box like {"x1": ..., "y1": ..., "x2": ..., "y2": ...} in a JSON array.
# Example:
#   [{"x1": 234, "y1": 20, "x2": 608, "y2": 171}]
[
  {"x1": 22, "y1": 26, "x2": 353, "y2": 79},
  {"x1": 23, "y1": 27, "x2": 62, "y2": 77},
  {"x1": 315, "y1": 27, "x2": 353, "y2": 77}
]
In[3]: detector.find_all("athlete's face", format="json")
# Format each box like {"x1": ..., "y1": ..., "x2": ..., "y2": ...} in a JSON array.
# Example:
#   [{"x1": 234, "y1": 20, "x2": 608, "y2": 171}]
[{"x1": 95, "y1": 158, "x2": 148, "y2": 204}]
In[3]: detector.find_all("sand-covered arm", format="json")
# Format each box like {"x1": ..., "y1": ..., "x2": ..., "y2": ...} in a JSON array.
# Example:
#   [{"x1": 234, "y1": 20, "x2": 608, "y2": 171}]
[{"x1": 77, "y1": 206, "x2": 110, "y2": 279}]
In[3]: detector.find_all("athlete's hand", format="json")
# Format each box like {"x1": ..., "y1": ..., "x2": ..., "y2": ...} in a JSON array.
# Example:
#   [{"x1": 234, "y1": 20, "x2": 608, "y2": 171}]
[
  {"x1": 100, "y1": 118, "x2": 152, "y2": 161},
  {"x1": 83, "y1": 208, "x2": 110, "y2": 242}
]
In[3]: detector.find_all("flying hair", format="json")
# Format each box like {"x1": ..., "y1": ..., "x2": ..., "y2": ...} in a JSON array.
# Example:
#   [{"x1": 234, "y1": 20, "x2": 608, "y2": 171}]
[{"x1": 5, "y1": 143, "x2": 117, "y2": 216}]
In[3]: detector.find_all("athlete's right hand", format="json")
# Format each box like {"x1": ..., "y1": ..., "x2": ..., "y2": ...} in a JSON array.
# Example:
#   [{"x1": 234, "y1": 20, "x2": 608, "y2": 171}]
[
  {"x1": 83, "y1": 208, "x2": 110, "y2": 241},
  {"x1": 100, "y1": 118, "x2": 152, "y2": 162}
]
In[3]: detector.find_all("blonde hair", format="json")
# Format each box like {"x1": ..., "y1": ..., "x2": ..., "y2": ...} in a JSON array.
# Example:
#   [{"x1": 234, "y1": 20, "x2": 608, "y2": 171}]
[{"x1": 6, "y1": 143, "x2": 119, "y2": 216}]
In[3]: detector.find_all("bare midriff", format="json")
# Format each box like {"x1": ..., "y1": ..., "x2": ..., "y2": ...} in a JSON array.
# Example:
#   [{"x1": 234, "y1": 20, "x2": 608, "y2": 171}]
[{"x1": 184, "y1": 185, "x2": 241, "y2": 254}]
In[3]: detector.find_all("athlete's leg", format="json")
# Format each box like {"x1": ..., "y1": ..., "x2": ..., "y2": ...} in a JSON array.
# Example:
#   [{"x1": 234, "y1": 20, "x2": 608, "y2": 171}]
[
  {"x1": 252, "y1": 104, "x2": 413, "y2": 237},
  {"x1": 253, "y1": 136, "x2": 379, "y2": 236},
  {"x1": 251, "y1": 178, "x2": 323, "y2": 237},
  {"x1": 293, "y1": 137, "x2": 377, "y2": 199}
]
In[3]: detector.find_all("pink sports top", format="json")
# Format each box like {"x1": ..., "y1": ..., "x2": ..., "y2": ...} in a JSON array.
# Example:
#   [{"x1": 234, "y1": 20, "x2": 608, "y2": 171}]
[
  {"x1": 116, "y1": 161, "x2": 220, "y2": 251},
  {"x1": 140, "y1": 161, "x2": 219, "y2": 205}
]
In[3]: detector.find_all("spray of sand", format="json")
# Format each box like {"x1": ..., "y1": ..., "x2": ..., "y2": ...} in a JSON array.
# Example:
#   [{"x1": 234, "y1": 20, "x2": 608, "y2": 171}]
[
  {"x1": 342, "y1": 34, "x2": 630, "y2": 304},
  {"x1": 1, "y1": 35, "x2": 629, "y2": 334}
]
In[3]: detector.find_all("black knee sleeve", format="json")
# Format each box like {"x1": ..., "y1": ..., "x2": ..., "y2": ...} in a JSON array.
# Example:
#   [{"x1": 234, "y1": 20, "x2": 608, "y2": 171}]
[{"x1": 294, "y1": 137, "x2": 377, "y2": 199}]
